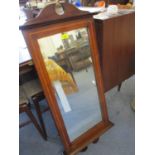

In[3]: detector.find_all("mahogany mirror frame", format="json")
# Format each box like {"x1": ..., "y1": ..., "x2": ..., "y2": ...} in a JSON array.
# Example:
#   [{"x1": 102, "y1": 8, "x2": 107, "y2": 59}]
[{"x1": 20, "y1": 3, "x2": 113, "y2": 155}]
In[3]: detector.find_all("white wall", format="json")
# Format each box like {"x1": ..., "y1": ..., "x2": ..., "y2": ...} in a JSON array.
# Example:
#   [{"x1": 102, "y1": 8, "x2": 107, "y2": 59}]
[{"x1": 38, "y1": 36, "x2": 58, "y2": 58}]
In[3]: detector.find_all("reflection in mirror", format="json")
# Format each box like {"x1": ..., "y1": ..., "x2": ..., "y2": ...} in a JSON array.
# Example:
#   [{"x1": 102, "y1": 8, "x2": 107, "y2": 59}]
[{"x1": 38, "y1": 28, "x2": 102, "y2": 141}]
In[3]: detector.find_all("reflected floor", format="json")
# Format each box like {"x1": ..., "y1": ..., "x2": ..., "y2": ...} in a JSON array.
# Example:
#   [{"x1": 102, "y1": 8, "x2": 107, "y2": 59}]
[{"x1": 56, "y1": 66, "x2": 102, "y2": 141}]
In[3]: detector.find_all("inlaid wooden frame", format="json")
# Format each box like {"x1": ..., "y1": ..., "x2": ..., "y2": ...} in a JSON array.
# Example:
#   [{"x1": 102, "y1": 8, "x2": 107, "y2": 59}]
[{"x1": 20, "y1": 3, "x2": 113, "y2": 155}]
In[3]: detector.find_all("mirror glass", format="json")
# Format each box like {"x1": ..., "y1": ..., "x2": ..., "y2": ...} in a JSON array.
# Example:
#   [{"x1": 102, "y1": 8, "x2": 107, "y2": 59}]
[{"x1": 37, "y1": 27, "x2": 102, "y2": 141}]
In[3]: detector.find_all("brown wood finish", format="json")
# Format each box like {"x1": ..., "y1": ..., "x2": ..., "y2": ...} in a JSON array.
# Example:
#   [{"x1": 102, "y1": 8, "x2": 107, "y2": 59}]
[
  {"x1": 92, "y1": 137, "x2": 100, "y2": 144},
  {"x1": 19, "y1": 103, "x2": 46, "y2": 139},
  {"x1": 95, "y1": 12, "x2": 135, "y2": 92},
  {"x1": 19, "y1": 63, "x2": 48, "y2": 140},
  {"x1": 32, "y1": 91, "x2": 48, "y2": 140},
  {"x1": 20, "y1": 3, "x2": 113, "y2": 155},
  {"x1": 20, "y1": 3, "x2": 92, "y2": 30}
]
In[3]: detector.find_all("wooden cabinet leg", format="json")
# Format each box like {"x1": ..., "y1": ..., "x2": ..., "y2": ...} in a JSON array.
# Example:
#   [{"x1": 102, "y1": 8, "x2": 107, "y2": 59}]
[
  {"x1": 93, "y1": 137, "x2": 100, "y2": 144},
  {"x1": 118, "y1": 83, "x2": 122, "y2": 91},
  {"x1": 80, "y1": 146, "x2": 88, "y2": 152},
  {"x1": 62, "y1": 151, "x2": 67, "y2": 155}
]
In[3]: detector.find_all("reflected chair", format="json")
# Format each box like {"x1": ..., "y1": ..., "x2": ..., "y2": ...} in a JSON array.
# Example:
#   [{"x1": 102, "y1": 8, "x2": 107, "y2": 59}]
[
  {"x1": 19, "y1": 66, "x2": 48, "y2": 140},
  {"x1": 19, "y1": 85, "x2": 45, "y2": 139}
]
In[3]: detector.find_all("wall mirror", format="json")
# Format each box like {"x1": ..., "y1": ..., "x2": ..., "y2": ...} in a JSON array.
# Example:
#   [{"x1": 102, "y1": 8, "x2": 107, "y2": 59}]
[
  {"x1": 20, "y1": 3, "x2": 113, "y2": 155},
  {"x1": 37, "y1": 27, "x2": 103, "y2": 141}
]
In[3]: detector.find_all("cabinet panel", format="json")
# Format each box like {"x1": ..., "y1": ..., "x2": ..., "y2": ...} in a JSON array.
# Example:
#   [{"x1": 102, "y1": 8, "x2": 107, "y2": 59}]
[{"x1": 95, "y1": 12, "x2": 135, "y2": 92}]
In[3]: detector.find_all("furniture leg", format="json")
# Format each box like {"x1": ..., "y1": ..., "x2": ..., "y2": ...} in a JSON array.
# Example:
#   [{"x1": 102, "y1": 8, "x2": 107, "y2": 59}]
[
  {"x1": 80, "y1": 146, "x2": 88, "y2": 152},
  {"x1": 33, "y1": 98, "x2": 48, "y2": 140},
  {"x1": 92, "y1": 137, "x2": 100, "y2": 144},
  {"x1": 118, "y1": 83, "x2": 122, "y2": 91},
  {"x1": 25, "y1": 106, "x2": 46, "y2": 140}
]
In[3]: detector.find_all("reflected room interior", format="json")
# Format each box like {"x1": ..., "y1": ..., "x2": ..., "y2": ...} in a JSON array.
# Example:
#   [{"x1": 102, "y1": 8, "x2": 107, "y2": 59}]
[{"x1": 37, "y1": 27, "x2": 102, "y2": 142}]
